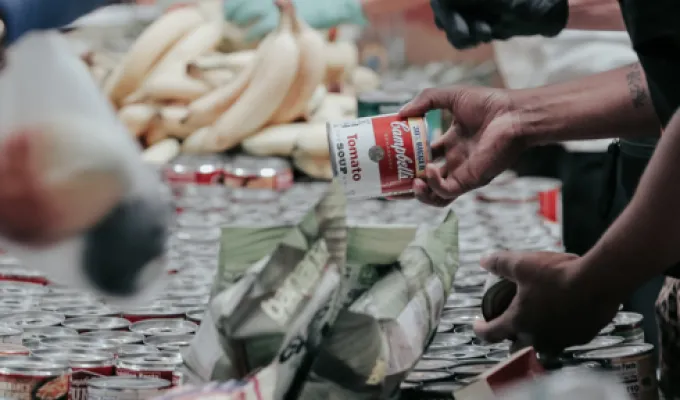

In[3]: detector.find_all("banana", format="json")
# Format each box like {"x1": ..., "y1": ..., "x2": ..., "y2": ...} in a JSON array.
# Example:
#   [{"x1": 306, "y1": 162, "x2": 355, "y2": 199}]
[
  {"x1": 126, "y1": 22, "x2": 223, "y2": 102},
  {"x1": 187, "y1": 64, "x2": 236, "y2": 87},
  {"x1": 189, "y1": 51, "x2": 256, "y2": 73},
  {"x1": 104, "y1": 7, "x2": 205, "y2": 107},
  {"x1": 309, "y1": 93, "x2": 358, "y2": 122},
  {"x1": 292, "y1": 151, "x2": 333, "y2": 180},
  {"x1": 324, "y1": 41, "x2": 359, "y2": 89},
  {"x1": 128, "y1": 70, "x2": 211, "y2": 104},
  {"x1": 292, "y1": 122, "x2": 330, "y2": 158},
  {"x1": 241, "y1": 123, "x2": 304, "y2": 157},
  {"x1": 207, "y1": 0, "x2": 300, "y2": 151},
  {"x1": 118, "y1": 104, "x2": 159, "y2": 138},
  {"x1": 143, "y1": 138, "x2": 180, "y2": 165},
  {"x1": 306, "y1": 85, "x2": 327, "y2": 117},
  {"x1": 269, "y1": 6, "x2": 326, "y2": 124},
  {"x1": 158, "y1": 106, "x2": 194, "y2": 139},
  {"x1": 182, "y1": 126, "x2": 219, "y2": 154}
]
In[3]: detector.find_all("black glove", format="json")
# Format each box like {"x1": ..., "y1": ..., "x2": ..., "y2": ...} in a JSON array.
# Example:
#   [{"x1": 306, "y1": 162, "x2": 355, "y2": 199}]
[{"x1": 430, "y1": 0, "x2": 569, "y2": 49}]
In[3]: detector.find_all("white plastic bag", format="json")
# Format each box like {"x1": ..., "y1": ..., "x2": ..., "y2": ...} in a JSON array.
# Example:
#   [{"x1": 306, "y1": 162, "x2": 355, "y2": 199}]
[{"x1": 0, "y1": 32, "x2": 169, "y2": 304}]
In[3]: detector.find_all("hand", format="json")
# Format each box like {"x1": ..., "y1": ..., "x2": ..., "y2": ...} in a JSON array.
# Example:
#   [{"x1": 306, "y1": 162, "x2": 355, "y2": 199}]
[
  {"x1": 474, "y1": 251, "x2": 622, "y2": 354},
  {"x1": 0, "y1": 0, "x2": 111, "y2": 44},
  {"x1": 430, "y1": 0, "x2": 568, "y2": 49},
  {"x1": 224, "y1": 0, "x2": 366, "y2": 42},
  {"x1": 398, "y1": 86, "x2": 528, "y2": 207}
]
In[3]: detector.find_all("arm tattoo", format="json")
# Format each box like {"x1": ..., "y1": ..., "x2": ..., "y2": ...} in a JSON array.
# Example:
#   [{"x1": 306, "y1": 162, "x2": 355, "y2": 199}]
[{"x1": 626, "y1": 63, "x2": 649, "y2": 109}]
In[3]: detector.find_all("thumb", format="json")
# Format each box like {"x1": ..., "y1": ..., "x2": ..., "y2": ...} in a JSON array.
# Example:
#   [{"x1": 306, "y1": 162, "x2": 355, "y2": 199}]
[
  {"x1": 480, "y1": 251, "x2": 539, "y2": 283},
  {"x1": 474, "y1": 310, "x2": 516, "y2": 343},
  {"x1": 399, "y1": 87, "x2": 461, "y2": 118}
]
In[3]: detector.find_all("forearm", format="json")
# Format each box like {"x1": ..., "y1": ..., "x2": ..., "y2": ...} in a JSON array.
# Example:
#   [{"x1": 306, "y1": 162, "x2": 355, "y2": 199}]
[
  {"x1": 360, "y1": 0, "x2": 429, "y2": 19},
  {"x1": 581, "y1": 111, "x2": 680, "y2": 296},
  {"x1": 566, "y1": 0, "x2": 625, "y2": 30},
  {"x1": 514, "y1": 63, "x2": 660, "y2": 146}
]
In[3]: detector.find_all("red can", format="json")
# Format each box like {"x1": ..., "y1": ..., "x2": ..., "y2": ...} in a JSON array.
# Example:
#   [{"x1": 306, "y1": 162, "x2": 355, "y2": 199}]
[
  {"x1": 0, "y1": 357, "x2": 70, "y2": 399},
  {"x1": 55, "y1": 306, "x2": 118, "y2": 319},
  {"x1": 81, "y1": 331, "x2": 145, "y2": 346},
  {"x1": 164, "y1": 155, "x2": 224, "y2": 196},
  {"x1": 327, "y1": 113, "x2": 431, "y2": 198},
  {"x1": 0, "y1": 267, "x2": 49, "y2": 285},
  {"x1": 512, "y1": 177, "x2": 563, "y2": 224},
  {"x1": 31, "y1": 348, "x2": 115, "y2": 400},
  {"x1": 0, "y1": 343, "x2": 30, "y2": 357},
  {"x1": 129, "y1": 319, "x2": 198, "y2": 337},
  {"x1": 39, "y1": 337, "x2": 119, "y2": 354},
  {"x1": 222, "y1": 156, "x2": 294, "y2": 191},
  {"x1": 121, "y1": 306, "x2": 185, "y2": 324},
  {"x1": 116, "y1": 355, "x2": 183, "y2": 387}
]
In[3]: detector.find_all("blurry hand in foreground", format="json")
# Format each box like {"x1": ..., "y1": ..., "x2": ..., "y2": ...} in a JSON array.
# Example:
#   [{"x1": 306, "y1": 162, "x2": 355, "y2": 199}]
[
  {"x1": 474, "y1": 251, "x2": 621, "y2": 354},
  {"x1": 397, "y1": 86, "x2": 527, "y2": 207}
]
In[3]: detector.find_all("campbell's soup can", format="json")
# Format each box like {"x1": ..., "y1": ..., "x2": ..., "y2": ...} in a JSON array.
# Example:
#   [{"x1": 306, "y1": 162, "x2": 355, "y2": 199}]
[
  {"x1": 327, "y1": 113, "x2": 431, "y2": 198},
  {"x1": 0, "y1": 357, "x2": 70, "y2": 399}
]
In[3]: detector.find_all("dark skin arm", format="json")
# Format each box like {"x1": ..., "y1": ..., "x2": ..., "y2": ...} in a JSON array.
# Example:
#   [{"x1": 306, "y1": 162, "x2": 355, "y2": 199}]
[{"x1": 515, "y1": 63, "x2": 659, "y2": 146}]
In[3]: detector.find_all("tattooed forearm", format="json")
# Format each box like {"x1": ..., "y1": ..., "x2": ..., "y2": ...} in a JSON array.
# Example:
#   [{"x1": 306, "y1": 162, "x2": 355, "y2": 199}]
[{"x1": 626, "y1": 63, "x2": 649, "y2": 109}]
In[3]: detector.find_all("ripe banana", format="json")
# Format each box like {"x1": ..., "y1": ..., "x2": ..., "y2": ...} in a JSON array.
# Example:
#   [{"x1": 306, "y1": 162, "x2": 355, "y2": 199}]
[
  {"x1": 187, "y1": 64, "x2": 236, "y2": 88},
  {"x1": 158, "y1": 106, "x2": 194, "y2": 139},
  {"x1": 104, "y1": 7, "x2": 205, "y2": 107},
  {"x1": 128, "y1": 70, "x2": 211, "y2": 104},
  {"x1": 143, "y1": 138, "x2": 180, "y2": 165},
  {"x1": 306, "y1": 85, "x2": 327, "y2": 117},
  {"x1": 118, "y1": 104, "x2": 159, "y2": 138},
  {"x1": 127, "y1": 22, "x2": 223, "y2": 102},
  {"x1": 292, "y1": 151, "x2": 333, "y2": 180},
  {"x1": 208, "y1": 0, "x2": 300, "y2": 151},
  {"x1": 189, "y1": 51, "x2": 256, "y2": 73},
  {"x1": 324, "y1": 41, "x2": 359, "y2": 89},
  {"x1": 269, "y1": 7, "x2": 327, "y2": 124},
  {"x1": 182, "y1": 126, "x2": 219, "y2": 154},
  {"x1": 241, "y1": 123, "x2": 304, "y2": 157},
  {"x1": 292, "y1": 122, "x2": 329, "y2": 158},
  {"x1": 309, "y1": 93, "x2": 358, "y2": 122}
]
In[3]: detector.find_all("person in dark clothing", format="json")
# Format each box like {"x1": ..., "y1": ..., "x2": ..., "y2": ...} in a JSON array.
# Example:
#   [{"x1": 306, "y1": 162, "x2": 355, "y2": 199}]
[{"x1": 402, "y1": 0, "x2": 680, "y2": 396}]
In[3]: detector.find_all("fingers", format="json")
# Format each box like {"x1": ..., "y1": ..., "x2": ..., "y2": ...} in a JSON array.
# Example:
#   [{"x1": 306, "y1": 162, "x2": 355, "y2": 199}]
[
  {"x1": 480, "y1": 251, "x2": 538, "y2": 283},
  {"x1": 413, "y1": 178, "x2": 452, "y2": 207},
  {"x1": 399, "y1": 87, "x2": 459, "y2": 118},
  {"x1": 473, "y1": 309, "x2": 516, "y2": 343}
]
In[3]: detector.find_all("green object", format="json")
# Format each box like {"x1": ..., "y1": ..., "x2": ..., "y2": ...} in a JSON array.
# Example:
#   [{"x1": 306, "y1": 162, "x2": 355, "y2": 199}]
[{"x1": 224, "y1": 0, "x2": 367, "y2": 42}]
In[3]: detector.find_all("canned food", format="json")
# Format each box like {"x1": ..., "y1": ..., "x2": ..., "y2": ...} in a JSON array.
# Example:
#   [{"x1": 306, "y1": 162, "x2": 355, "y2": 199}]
[
  {"x1": 22, "y1": 326, "x2": 78, "y2": 343},
  {"x1": 429, "y1": 333, "x2": 471, "y2": 349},
  {"x1": 327, "y1": 113, "x2": 430, "y2": 198},
  {"x1": 129, "y1": 319, "x2": 198, "y2": 337},
  {"x1": 0, "y1": 281, "x2": 48, "y2": 296},
  {"x1": 116, "y1": 345, "x2": 159, "y2": 359},
  {"x1": 0, "y1": 267, "x2": 49, "y2": 285},
  {"x1": 31, "y1": 348, "x2": 115, "y2": 400},
  {"x1": 419, "y1": 381, "x2": 463, "y2": 397},
  {"x1": 185, "y1": 310, "x2": 203, "y2": 325},
  {"x1": 404, "y1": 370, "x2": 451, "y2": 384},
  {"x1": 164, "y1": 155, "x2": 224, "y2": 192},
  {"x1": 423, "y1": 346, "x2": 488, "y2": 361},
  {"x1": 0, "y1": 326, "x2": 23, "y2": 344},
  {"x1": 0, "y1": 343, "x2": 30, "y2": 356},
  {"x1": 576, "y1": 344, "x2": 657, "y2": 400},
  {"x1": 62, "y1": 317, "x2": 130, "y2": 333},
  {"x1": 1, "y1": 311, "x2": 65, "y2": 329},
  {"x1": 449, "y1": 360, "x2": 498, "y2": 378},
  {"x1": 563, "y1": 336, "x2": 626, "y2": 355},
  {"x1": 87, "y1": 376, "x2": 171, "y2": 400},
  {"x1": 486, "y1": 349, "x2": 510, "y2": 362},
  {"x1": 143, "y1": 334, "x2": 194, "y2": 351},
  {"x1": 613, "y1": 312, "x2": 645, "y2": 344},
  {"x1": 413, "y1": 359, "x2": 458, "y2": 371},
  {"x1": 0, "y1": 356, "x2": 70, "y2": 399},
  {"x1": 55, "y1": 306, "x2": 118, "y2": 319},
  {"x1": 444, "y1": 297, "x2": 482, "y2": 310},
  {"x1": 122, "y1": 306, "x2": 186, "y2": 323},
  {"x1": 116, "y1": 354, "x2": 183, "y2": 387},
  {"x1": 514, "y1": 177, "x2": 562, "y2": 224},
  {"x1": 439, "y1": 308, "x2": 483, "y2": 326},
  {"x1": 599, "y1": 323, "x2": 616, "y2": 336},
  {"x1": 222, "y1": 156, "x2": 293, "y2": 191},
  {"x1": 39, "y1": 336, "x2": 118, "y2": 353},
  {"x1": 453, "y1": 325, "x2": 476, "y2": 338},
  {"x1": 435, "y1": 322, "x2": 453, "y2": 334},
  {"x1": 82, "y1": 331, "x2": 144, "y2": 345}
]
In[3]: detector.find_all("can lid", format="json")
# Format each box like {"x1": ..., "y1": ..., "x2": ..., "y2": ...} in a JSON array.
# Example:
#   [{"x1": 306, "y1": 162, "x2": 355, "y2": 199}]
[
  {"x1": 613, "y1": 312, "x2": 643, "y2": 328},
  {"x1": 405, "y1": 370, "x2": 452, "y2": 383},
  {"x1": 0, "y1": 356, "x2": 69, "y2": 375},
  {"x1": 575, "y1": 343, "x2": 654, "y2": 360},
  {"x1": 450, "y1": 360, "x2": 498, "y2": 377},
  {"x1": 414, "y1": 358, "x2": 458, "y2": 371},
  {"x1": 88, "y1": 376, "x2": 171, "y2": 390},
  {"x1": 564, "y1": 336, "x2": 626, "y2": 353},
  {"x1": 486, "y1": 349, "x2": 510, "y2": 362},
  {"x1": 424, "y1": 346, "x2": 489, "y2": 361}
]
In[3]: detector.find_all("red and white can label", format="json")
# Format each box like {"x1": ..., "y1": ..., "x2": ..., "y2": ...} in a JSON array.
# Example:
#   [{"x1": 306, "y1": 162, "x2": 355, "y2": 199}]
[
  {"x1": 538, "y1": 187, "x2": 562, "y2": 224},
  {"x1": 70, "y1": 367, "x2": 114, "y2": 400},
  {"x1": 116, "y1": 368, "x2": 182, "y2": 388},
  {"x1": 327, "y1": 114, "x2": 430, "y2": 198}
]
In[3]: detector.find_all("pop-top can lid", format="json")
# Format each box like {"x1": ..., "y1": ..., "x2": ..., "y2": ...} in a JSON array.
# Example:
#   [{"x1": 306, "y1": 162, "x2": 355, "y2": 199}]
[
  {"x1": 87, "y1": 376, "x2": 171, "y2": 390},
  {"x1": 613, "y1": 312, "x2": 643, "y2": 329},
  {"x1": 405, "y1": 370, "x2": 452, "y2": 383},
  {"x1": 564, "y1": 336, "x2": 626, "y2": 354},
  {"x1": 414, "y1": 358, "x2": 458, "y2": 371},
  {"x1": 449, "y1": 360, "x2": 498, "y2": 377},
  {"x1": 575, "y1": 343, "x2": 654, "y2": 360},
  {"x1": 0, "y1": 356, "x2": 69, "y2": 375}
]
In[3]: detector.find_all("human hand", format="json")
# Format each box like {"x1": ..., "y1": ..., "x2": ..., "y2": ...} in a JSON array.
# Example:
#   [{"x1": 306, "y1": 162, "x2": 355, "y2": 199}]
[
  {"x1": 224, "y1": 0, "x2": 366, "y2": 42},
  {"x1": 0, "y1": 0, "x2": 112, "y2": 44},
  {"x1": 397, "y1": 86, "x2": 528, "y2": 207},
  {"x1": 474, "y1": 251, "x2": 622, "y2": 354},
  {"x1": 430, "y1": 0, "x2": 568, "y2": 49}
]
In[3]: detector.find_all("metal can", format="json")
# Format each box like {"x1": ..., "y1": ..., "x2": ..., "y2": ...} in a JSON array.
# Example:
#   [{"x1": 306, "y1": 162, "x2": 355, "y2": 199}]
[
  {"x1": 129, "y1": 319, "x2": 197, "y2": 337},
  {"x1": 0, "y1": 356, "x2": 70, "y2": 399},
  {"x1": 116, "y1": 355, "x2": 183, "y2": 387},
  {"x1": 87, "y1": 376, "x2": 171, "y2": 400},
  {"x1": 222, "y1": 156, "x2": 294, "y2": 191},
  {"x1": 164, "y1": 155, "x2": 224, "y2": 194},
  {"x1": 423, "y1": 346, "x2": 489, "y2": 361},
  {"x1": 513, "y1": 177, "x2": 563, "y2": 224},
  {"x1": 143, "y1": 334, "x2": 194, "y2": 351},
  {"x1": 413, "y1": 358, "x2": 459, "y2": 371},
  {"x1": 0, "y1": 267, "x2": 49, "y2": 285},
  {"x1": 613, "y1": 312, "x2": 645, "y2": 344},
  {"x1": 185, "y1": 310, "x2": 203, "y2": 325},
  {"x1": 404, "y1": 370, "x2": 452, "y2": 384},
  {"x1": 22, "y1": 326, "x2": 79, "y2": 343},
  {"x1": 0, "y1": 281, "x2": 48, "y2": 296},
  {"x1": 449, "y1": 360, "x2": 498, "y2": 379},
  {"x1": 439, "y1": 308, "x2": 484, "y2": 326},
  {"x1": 62, "y1": 317, "x2": 130, "y2": 333},
  {"x1": 82, "y1": 331, "x2": 145, "y2": 346},
  {"x1": 0, "y1": 343, "x2": 30, "y2": 356},
  {"x1": 327, "y1": 113, "x2": 430, "y2": 198},
  {"x1": 576, "y1": 344, "x2": 658, "y2": 400},
  {"x1": 0, "y1": 326, "x2": 23, "y2": 345},
  {"x1": 55, "y1": 306, "x2": 118, "y2": 319},
  {"x1": 31, "y1": 348, "x2": 115, "y2": 400},
  {"x1": 39, "y1": 337, "x2": 118, "y2": 354},
  {"x1": 0, "y1": 311, "x2": 65, "y2": 329},
  {"x1": 563, "y1": 336, "x2": 626, "y2": 355},
  {"x1": 121, "y1": 306, "x2": 186, "y2": 323},
  {"x1": 116, "y1": 345, "x2": 159, "y2": 359},
  {"x1": 429, "y1": 333, "x2": 471, "y2": 350}
]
